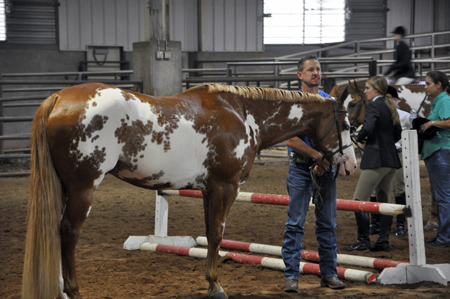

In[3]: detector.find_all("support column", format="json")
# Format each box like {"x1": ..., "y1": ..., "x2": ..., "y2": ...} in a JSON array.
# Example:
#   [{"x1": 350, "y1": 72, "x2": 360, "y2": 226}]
[
  {"x1": 133, "y1": 40, "x2": 182, "y2": 96},
  {"x1": 133, "y1": 0, "x2": 182, "y2": 96}
]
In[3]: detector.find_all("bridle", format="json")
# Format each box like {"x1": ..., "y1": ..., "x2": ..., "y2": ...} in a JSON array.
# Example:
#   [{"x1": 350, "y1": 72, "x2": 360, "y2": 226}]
[
  {"x1": 310, "y1": 99, "x2": 354, "y2": 209},
  {"x1": 347, "y1": 90, "x2": 366, "y2": 156},
  {"x1": 313, "y1": 99, "x2": 353, "y2": 178}
]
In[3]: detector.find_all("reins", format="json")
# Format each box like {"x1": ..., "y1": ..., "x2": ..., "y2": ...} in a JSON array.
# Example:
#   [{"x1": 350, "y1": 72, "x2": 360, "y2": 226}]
[{"x1": 310, "y1": 100, "x2": 353, "y2": 209}]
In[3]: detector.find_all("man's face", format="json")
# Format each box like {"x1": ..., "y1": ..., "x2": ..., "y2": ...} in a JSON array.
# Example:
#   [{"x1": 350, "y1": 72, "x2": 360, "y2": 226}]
[{"x1": 297, "y1": 59, "x2": 321, "y2": 88}]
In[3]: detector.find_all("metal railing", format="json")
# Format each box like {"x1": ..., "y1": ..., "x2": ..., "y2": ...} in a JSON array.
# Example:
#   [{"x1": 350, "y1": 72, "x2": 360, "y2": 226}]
[
  {"x1": 186, "y1": 30, "x2": 450, "y2": 88},
  {"x1": 0, "y1": 71, "x2": 143, "y2": 160},
  {"x1": 183, "y1": 57, "x2": 377, "y2": 90}
]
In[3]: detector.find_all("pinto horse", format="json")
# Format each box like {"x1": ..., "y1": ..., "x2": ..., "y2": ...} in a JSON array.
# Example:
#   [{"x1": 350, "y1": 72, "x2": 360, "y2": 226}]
[
  {"x1": 330, "y1": 80, "x2": 433, "y2": 127},
  {"x1": 22, "y1": 83, "x2": 357, "y2": 299}
]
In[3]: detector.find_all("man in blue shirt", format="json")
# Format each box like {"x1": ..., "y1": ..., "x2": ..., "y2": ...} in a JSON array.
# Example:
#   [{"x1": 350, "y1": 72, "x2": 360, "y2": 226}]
[{"x1": 282, "y1": 56, "x2": 346, "y2": 292}]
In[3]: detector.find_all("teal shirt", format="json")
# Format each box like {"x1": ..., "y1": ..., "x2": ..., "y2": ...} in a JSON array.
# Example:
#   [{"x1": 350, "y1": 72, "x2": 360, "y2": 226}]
[{"x1": 421, "y1": 91, "x2": 450, "y2": 160}]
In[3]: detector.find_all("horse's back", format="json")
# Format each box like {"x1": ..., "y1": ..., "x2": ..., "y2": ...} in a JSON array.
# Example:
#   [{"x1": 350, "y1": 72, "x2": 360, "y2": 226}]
[{"x1": 44, "y1": 83, "x2": 223, "y2": 190}]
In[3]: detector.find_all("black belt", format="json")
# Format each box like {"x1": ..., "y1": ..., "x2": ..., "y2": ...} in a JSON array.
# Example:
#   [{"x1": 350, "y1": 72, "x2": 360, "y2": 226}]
[{"x1": 289, "y1": 151, "x2": 313, "y2": 165}]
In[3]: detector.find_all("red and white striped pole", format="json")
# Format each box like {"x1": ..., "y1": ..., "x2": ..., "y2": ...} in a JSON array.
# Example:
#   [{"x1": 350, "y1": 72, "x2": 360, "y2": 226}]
[
  {"x1": 140, "y1": 242, "x2": 377, "y2": 283},
  {"x1": 196, "y1": 237, "x2": 408, "y2": 270},
  {"x1": 162, "y1": 190, "x2": 405, "y2": 216}
]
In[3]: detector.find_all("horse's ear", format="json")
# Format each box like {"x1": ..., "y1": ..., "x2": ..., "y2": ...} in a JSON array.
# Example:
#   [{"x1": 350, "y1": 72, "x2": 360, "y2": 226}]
[{"x1": 337, "y1": 84, "x2": 349, "y2": 106}]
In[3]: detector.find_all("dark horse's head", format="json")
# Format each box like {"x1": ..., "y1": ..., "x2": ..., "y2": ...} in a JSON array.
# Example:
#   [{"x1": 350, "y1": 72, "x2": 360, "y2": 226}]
[{"x1": 330, "y1": 79, "x2": 367, "y2": 127}]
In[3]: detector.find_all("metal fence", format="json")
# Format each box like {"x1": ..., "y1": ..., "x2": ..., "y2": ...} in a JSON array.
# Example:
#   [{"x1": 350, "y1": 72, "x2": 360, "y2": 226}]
[{"x1": 0, "y1": 71, "x2": 143, "y2": 162}]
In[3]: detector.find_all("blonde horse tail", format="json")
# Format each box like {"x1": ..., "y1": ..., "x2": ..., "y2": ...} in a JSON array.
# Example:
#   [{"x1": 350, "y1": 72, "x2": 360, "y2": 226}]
[{"x1": 22, "y1": 94, "x2": 64, "y2": 299}]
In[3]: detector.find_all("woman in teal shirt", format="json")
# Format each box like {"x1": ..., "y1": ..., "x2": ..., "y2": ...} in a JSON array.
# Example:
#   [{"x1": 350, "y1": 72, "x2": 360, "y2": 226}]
[{"x1": 420, "y1": 70, "x2": 450, "y2": 247}]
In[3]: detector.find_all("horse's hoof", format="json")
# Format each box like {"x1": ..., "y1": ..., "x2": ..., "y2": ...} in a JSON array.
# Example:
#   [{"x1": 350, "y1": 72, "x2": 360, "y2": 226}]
[
  {"x1": 208, "y1": 286, "x2": 228, "y2": 299},
  {"x1": 210, "y1": 291, "x2": 228, "y2": 299}
]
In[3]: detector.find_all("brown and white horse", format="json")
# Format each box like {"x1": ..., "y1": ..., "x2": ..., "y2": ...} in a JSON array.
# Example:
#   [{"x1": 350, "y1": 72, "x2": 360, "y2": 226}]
[
  {"x1": 330, "y1": 80, "x2": 433, "y2": 127},
  {"x1": 22, "y1": 83, "x2": 357, "y2": 299}
]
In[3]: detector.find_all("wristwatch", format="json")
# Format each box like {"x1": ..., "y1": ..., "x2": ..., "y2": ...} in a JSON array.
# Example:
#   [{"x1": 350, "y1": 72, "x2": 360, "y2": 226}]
[{"x1": 432, "y1": 120, "x2": 436, "y2": 126}]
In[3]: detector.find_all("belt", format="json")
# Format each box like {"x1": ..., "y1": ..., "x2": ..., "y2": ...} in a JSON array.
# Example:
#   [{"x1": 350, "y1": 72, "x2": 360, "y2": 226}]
[{"x1": 289, "y1": 151, "x2": 313, "y2": 165}]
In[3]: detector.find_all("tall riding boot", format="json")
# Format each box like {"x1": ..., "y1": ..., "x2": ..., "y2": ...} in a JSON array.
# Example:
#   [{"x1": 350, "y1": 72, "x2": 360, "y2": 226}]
[
  {"x1": 395, "y1": 193, "x2": 406, "y2": 236},
  {"x1": 342, "y1": 211, "x2": 371, "y2": 251},
  {"x1": 369, "y1": 196, "x2": 380, "y2": 235},
  {"x1": 371, "y1": 215, "x2": 393, "y2": 251}
]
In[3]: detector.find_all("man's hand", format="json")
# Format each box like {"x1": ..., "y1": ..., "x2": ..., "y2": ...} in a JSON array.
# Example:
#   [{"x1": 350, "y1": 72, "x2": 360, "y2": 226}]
[{"x1": 312, "y1": 153, "x2": 330, "y2": 176}]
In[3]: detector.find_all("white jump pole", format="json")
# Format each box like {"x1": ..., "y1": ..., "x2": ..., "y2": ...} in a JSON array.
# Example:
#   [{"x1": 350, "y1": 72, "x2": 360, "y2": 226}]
[
  {"x1": 140, "y1": 243, "x2": 377, "y2": 283},
  {"x1": 377, "y1": 130, "x2": 450, "y2": 286},
  {"x1": 195, "y1": 236, "x2": 408, "y2": 270},
  {"x1": 162, "y1": 189, "x2": 406, "y2": 216}
]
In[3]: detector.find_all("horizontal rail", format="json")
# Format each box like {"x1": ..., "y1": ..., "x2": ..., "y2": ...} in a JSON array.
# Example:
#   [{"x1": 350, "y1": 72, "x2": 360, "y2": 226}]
[
  {"x1": 0, "y1": 95, "x2": 52, "y2": 102},
  {"x1": 0, "y1": 135, "x2": 30, "y2": 140},
  {"x1": 0, "y1": 80, "x2": 142, "y2": 85},
  {"x1": 0, "y1": 153, "x2": 30, "y2": 159},
  {"x1": 1, "y1": 70, "x2": 134, "y2": 77},
  {"x1": 0, "y1": 116, "x2": 34, "y2": 122}
]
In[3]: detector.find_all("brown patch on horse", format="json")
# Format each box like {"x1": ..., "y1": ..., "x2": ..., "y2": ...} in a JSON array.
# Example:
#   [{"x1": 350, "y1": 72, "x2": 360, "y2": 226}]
[
  {"x1": 114, "y1": 118, "x2": 153, "y2": 171},
  {"x1": 206, "y1": 84, "x2": 326, "y2": 103}
]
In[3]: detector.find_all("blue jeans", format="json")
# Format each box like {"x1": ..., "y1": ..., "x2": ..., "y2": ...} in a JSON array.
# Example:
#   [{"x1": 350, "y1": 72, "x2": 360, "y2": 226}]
[
  {"x1": 426, "y1": 149, "x2": 450, "y2": 244},
  {"x1": 282, "y1": 158, "x2": 338, "y2": 280}
]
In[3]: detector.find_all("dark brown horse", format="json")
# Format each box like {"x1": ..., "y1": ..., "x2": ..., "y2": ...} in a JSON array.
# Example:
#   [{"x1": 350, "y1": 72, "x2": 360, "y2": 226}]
[
  {"x1": 330, "y1": 80, "x2": 433, "y2": 127},
  {"x1": 22, "y1": 83, "x2": 357, "y2": 299}
]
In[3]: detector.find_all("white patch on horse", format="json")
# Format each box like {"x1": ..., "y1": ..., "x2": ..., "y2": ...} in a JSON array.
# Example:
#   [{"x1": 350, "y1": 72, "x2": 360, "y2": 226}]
[
  {"x1": 397, "y1": 86, "x2": 427, "y2": 117},
  {"x1": 342, "y1": 94, "x2": 354, "y2": 110},
  {"x1": 59, "y1": 263, "x2": 69, "y2": 299},
  {"x1": 233, "y1": 114, "x2": 259, "y2": 161},
  {"x1": 73, "y1": 88, "x2": 210, "y2": 189},
  {"x1": 86, "y1": 206, "x2": 92, "y2": 218},
  {"x1": 287, "y1": 104, "x2": 305, "y2": 121},
  {"x1": 133, "y1": 114, "x2": 210, "y2": 188}
]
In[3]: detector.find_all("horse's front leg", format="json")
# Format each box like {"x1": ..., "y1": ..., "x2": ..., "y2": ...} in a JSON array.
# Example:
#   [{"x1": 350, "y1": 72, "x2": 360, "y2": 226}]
[{"x1": 203, "y1": 181, "x2": 239, "y2": 299}]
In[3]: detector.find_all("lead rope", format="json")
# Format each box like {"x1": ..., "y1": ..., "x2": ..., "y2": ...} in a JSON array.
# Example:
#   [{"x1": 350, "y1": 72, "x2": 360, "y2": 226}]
[{"x1": 310, "y1": 166, "x2": 325, "y2": 210}]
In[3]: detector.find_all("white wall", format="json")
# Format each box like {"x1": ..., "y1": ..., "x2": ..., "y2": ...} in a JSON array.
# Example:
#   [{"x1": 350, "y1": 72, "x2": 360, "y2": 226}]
[
  {"x1": 59, "y1": 0, "x2": 264, "y2": 53},
  {"x1": 58, "y1": 0, "x2": 147, "y2": 51}
]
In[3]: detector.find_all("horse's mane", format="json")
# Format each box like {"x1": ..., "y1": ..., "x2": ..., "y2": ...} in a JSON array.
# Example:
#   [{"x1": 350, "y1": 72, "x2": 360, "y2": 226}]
[{"x1": 206, "y1": 83, "x2": 326, "y2": 103}]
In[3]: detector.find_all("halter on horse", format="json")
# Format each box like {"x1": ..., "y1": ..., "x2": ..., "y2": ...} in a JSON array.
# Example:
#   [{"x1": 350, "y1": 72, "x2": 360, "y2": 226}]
[{"x1": 22, "y1": 83, "x2": 357, "y2": 299}]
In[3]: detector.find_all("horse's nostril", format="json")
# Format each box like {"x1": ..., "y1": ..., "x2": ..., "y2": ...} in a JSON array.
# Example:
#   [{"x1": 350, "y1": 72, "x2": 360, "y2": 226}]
[{"x1": 345, "y1": 170, "x2": 350, "y2": 175}]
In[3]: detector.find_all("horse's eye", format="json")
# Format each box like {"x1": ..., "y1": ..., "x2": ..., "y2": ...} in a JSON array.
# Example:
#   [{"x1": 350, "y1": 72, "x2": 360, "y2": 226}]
[{"x1": 348, "y1": 103, "x2": 356, "y2": 109}]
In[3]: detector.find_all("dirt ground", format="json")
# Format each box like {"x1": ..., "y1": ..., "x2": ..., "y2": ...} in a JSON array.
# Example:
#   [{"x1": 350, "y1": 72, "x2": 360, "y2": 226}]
[{"x1": 1, "y1": 151, "x2": 449, "y2": 299}]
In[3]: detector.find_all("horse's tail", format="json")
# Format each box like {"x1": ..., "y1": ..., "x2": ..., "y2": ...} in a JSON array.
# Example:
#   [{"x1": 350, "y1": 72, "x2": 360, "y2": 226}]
[{"x1": 22, "y1": 93, "x2": 64, "y2": 299}]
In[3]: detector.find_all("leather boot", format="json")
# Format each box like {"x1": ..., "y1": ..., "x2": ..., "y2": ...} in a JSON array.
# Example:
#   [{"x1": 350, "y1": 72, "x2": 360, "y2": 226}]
[
  {"x1": 369, "y1": 196, "x2": 380, "y2": 235},
  {"x1": 342, "y1": 210, "x2": 371, "y2": 251},
  {"x1": 395, "y1": 193, "x2": 406, "y2": 236},
  {"x1": 371, "y1": 215, "x2": 393, "y2": 252}
]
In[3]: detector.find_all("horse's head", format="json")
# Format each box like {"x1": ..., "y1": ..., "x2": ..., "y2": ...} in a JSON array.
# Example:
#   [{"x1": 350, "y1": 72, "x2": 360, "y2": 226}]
[
  {"x1": 331, "y1": 80, "x2": 367, "y2": 127},
  {"x1": 308, "y1": 98, "x2": 357, "y2": 176}
]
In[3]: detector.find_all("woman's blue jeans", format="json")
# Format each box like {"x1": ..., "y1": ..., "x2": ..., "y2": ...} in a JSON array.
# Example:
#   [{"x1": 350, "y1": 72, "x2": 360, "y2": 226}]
[
  {"x1": 426, "y1": 149, "x2": 450, "y2": 244},
  {"x1": 282, "y1": 158, "x2": 338, "y2": 280}
]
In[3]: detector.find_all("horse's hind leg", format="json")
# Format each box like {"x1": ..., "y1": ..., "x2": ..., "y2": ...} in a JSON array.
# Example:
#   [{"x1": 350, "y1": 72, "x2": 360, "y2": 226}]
[
  {"x1": 60, "y1": 186, "x2": 95, "y2": 299},
  {"x1": 203, "y1": 181, "x2": 239, "y2": 299}
]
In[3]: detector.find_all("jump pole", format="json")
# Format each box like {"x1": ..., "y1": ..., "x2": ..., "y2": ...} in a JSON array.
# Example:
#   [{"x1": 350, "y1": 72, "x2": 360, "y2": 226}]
[
  {"x1": 162, "y1": 189, "x2": 406, "y2": 216},
  {"x1": 139, "y1": 243, "x2": 377, "y2": 283},
  {"x1": 195, "y1": 236, "x2": 408, "y2": 270},
  {"x1": 377, "y1": 130, "x2": 450, "y2": 285}
]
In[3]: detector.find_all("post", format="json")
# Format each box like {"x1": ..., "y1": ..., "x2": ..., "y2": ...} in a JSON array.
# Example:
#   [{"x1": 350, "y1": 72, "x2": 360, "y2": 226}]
[
  {"x1": 133, "y1": 0, "x2": 182, "y2": 96},
  {"x1": 154, "y1": 190, "x2": 169, "y2": 237},
  {"x1": 0, "y1": 74, "x2": 3, "y2": 155},
  {"x1": 402, "y1": 130, "x2": 425, "y2": 265},
  {"x1": 377, "y1": 130, "x2": 450, "y2": 285}
]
